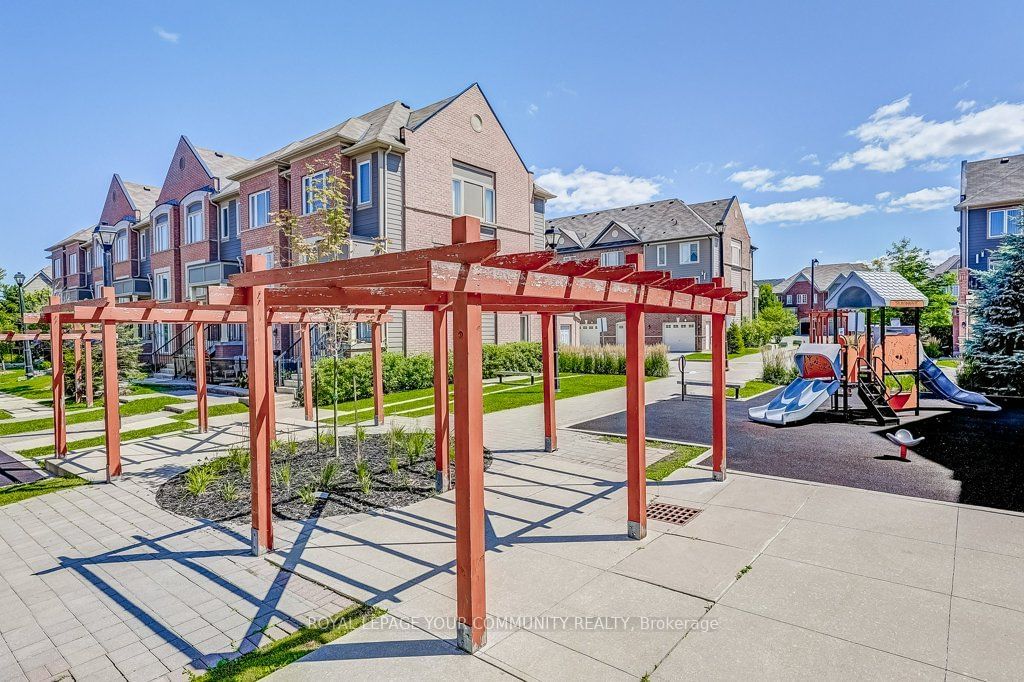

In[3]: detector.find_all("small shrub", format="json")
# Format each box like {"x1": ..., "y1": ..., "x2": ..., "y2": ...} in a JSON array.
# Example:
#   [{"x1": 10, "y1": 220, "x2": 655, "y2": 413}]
[
  {"x1": 185, "y1": 466, "x2": 217, "y2": 496},
  {"x1": 387, "y1": 452, "x2": 400, "y2": 477},
  {"x1": 761, "y1": 346, "x2": 798, "y2": 385},
  {"x1": 270, "y1": 439, "x2": 283, "y2": 454},
  {"x1": 298, "y1": 484, "x2": 316, "y2": 505},
  {"x1": 228, "y1": 445, "x2": 249, "y2": 477},
  {"x1": 319, "y1": 460, "x2": 339, "y2": 489},
  {"x1": 406, "y1": 428, "x2": 430, "y2": 466},
  {"x1": 354, "y1": 459, "x2": 372, "y2": 495},
  {"x1": 557, "y1": 344, "x2": 669, "y2": 378},
  {"x1": 318, "y1": 431, "x2": 334, "y2": 449},
  {"x1": 273, "y1": 462, "x2": 292, "y2": 490},
  {"x1": 923, "y1": 341, "x2": 942, "y2": 359},
  {"x1": 385, "y1": 424, "x2": 407, "y2": 456},
  {"x1": 221, "y1": 480, "x2": 239, "y2": 502},
  {"x1": 284, "y1": 437, "x2": 299, "y2": 457},
  {"x1": 726, "y1": 324, "x2": 745, "y2": 354},
  {"x1": 353, "y1": 424, "x2": 367, "y2": 445}
]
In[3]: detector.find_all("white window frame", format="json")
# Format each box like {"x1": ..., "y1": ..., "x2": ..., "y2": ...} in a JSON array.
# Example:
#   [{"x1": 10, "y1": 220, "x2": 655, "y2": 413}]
[
  {"x1": 185, "y1": 202, "x2": 204, "y2": 243},
  {"x1": 219, "y1": 199, "x2": 237, "y2": 240},
  {"x1": 786, "y1": 294, "x2": 793, "y2": 305},
  {"x1": 53, "y1": 258, "x2": 62, "y2": 278},
  {"x1": 154, "y1": 269, "x2": 171, "y2": 302},
  {"x1": 68, "y1": 253, "x2": 78, "y2": 275},
  {"x1": 680, "y1": 241, "x2": 700, "y2": 264},
  {"x1": 303, "y1": 170, "x2": 329, "y2": 214},
  {"x1": 731, "y1": 238, "x2": 742, "y2": 266},
  {"x1": 154, "y1": 213, "x2": 170, "y2": 252},
  {"x1": 600, "y1": 250, "x2": 624, "y2": 267},
  {"x1": 139, "y1": 230, "x2": 149, "y2": 259},
  {"x1": 356, "y1": 160, "x2": 372, "y2": 207},
  {"x1": 656, "y1": 244, "x2": 667, "y2": 267},
  {"x1": 248, "y1": 190, "x2": 271, "y2": 229},
  {"x1": 452, "y1": 165, "x2": 496, "y2": 225},
  {"x1": 796, "y1": 293, "x2": 808, "y2": 305},
  {"x1": 988, "y1": 207, "x2": 1022, "y2": 238},
  {"x1": 114, "y1": 230, "x2": 129, "y2": 262}
]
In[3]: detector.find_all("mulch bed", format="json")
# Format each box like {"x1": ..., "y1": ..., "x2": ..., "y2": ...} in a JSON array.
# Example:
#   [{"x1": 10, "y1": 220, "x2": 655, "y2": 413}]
[{"x1": 156, "y1": 433, "x2": 492, "y2": 523}]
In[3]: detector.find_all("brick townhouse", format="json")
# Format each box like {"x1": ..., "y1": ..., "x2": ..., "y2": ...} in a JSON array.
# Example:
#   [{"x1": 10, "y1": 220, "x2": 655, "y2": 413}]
[
  {"x1": 772, "y1": 262, "x2": 869, "y2": 335},
  {"x1": 548, "y1": 197, "x2": 755, "y2": 352},
  {"x1": 47, "y1": 83, "x2": 553, "y2": 366}
]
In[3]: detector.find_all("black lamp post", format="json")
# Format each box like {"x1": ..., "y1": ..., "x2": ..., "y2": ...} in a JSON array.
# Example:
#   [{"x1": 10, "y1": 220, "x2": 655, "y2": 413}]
[
  {"x1": 809, "y1": 257, "x2": 819, "y2": 337},
  {"x1": 544, "y1": 225, "x2": 561, "y2": 391},
  {"x1": 13, "y1": 271, "x2": 34, "y2": 377},
  {"x1": 94, "y1": 223, "x2": 117, "y2": 288}
]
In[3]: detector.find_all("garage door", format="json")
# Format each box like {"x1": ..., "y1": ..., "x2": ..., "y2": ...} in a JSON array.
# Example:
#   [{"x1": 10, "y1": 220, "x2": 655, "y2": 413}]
[
  {"x1": 579, "y1": 324, "x2": 600, "y2": 347},
  {"x1": 662, "y1": 321, "x2": 695, "y2": 352}
]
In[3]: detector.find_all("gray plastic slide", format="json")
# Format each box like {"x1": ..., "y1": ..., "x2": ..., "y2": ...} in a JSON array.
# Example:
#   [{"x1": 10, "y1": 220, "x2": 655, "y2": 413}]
[
  {"x1": 919, "y1": 355, "x2": 1001, "y2": 412},
  {"x1": 748, "y1": 378, "x2": 840, "y2": 425}
]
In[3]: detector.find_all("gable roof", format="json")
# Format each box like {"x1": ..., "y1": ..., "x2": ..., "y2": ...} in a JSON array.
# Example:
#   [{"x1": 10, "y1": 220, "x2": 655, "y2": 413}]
[
  {"x1": 548, "y1": 198, "x2": 731, "y2": 251},
  {"x1": 122, "y1": 180, "x2": 160, "y2": 217},
  {"x1": 956, "y1": 153, "x2": 1024, "y2": 209},
  {"x1": 26, "y1": 266, "x2": 53, "y2": 287},
  {"x1": 772, "y1": 262, "x2": 870, "y2": 295},
  {"x1": 825, "y1": 270, "x2": 928, "y2": 309},
  {"x1": 929, "y1": 253, "x2": 960, "y2": 278},
  {"x1": 46, "y1": 226, "x2": 96, "y2": 252}
]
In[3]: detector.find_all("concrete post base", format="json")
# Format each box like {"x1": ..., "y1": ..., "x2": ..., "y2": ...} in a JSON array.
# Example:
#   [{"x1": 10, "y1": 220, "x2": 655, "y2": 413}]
[
  {"x1": 456, "y1": 620, "x2": 486, "y2": 653},
  {"x1": 627, "y1": 520, "x2": 647, "y2": 540}
]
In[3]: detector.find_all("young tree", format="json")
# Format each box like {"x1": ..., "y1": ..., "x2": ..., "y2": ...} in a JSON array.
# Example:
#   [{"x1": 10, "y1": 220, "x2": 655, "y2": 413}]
[
  {"x1": 882, "y1": 238, "x2": 956, "y2": 329},
  {"x1": 757, "y1": 305, "x2": 798, "y2": 343},
  {"x1": 0, "y1": 280, "x2": 49, "y2": 369},
  {"x1": 757, "y1": 283, "x2": 781, "y2": 313},
  {"x1": 962, "y1": 231, "x2": 1024, "y2": 395}
]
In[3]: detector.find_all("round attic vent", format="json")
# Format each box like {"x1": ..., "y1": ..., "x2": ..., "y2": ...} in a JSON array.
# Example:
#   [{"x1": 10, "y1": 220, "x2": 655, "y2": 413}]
[
  {"x1": 470, "y1": 114, "x2": 483, "y2": 132},
  {"x1": 611, "y1": 229, "x2": 619, "y2": 237}
]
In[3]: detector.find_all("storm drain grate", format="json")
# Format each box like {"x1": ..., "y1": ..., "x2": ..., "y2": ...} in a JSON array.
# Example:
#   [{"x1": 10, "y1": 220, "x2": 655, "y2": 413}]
[{"x1": 646, "y1": 502, "x2": 702, "y2": 526}]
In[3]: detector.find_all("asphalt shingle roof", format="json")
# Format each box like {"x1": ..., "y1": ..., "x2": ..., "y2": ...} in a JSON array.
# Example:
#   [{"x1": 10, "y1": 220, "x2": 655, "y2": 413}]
[
  {"x1": 929, "y1": 253, "x2": 960, "y2": 278},
  {"x1": 956, "y1": 153, "x2": 1024, "y2": 209},
  {"x1": 122, "y1": 181, "x2": 160, "y2": 217},
  {"x1": 772, "y1": 262, "x2": 870, "y2": 294},
  {"x1": 826, "y1": 270, "x2": 928, "y2": 308},
  {"x1": 547, "y1": 198, "x2": 727, "y2": 250}
]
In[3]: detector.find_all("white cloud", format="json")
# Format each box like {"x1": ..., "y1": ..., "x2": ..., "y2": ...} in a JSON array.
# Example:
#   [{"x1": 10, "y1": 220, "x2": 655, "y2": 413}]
[
  {"x1": 927, "y1": 247, "x2": 959, "y2": 265},
  {"x1": 955, "y1": 99, "x2": 976, "y2": 112},
  {"x1": 722, "y1": 160, "x2": 741, "y2": 170},
  {"x1": 829, "y1": 95, "x2": 1024, "y2": 172},
  {"x1": 875, "y1": 191, "x2": 892, "y2": 201},
  {"x1": 154, "y1": 26, "x2": 179, "y2": 43},
  {"x1": 741, "y1": 197, "x2": 874, "y2": 225},
  {"x1": 916, "y1": 159, "x2": 951, "y2": 171},
  {"x1": 536, "y1": 166, "x2": 662, "y2": 214},
  {"x1": 883, "y1": 186, "x2": 959, "y2": 213},
  {"x1": 526, "y1": 103, "x2": 538, "y2": 116},
  {"x1": 728, "y1": 167, "x2": 822, "y2": 192},
  {"x1": 800, "y1": 153, "x2": 820, "y2": 165}
]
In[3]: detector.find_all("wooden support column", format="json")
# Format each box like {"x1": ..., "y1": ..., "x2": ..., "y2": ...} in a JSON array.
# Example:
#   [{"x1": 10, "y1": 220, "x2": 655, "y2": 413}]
[
  {"x1": 371, "y1": 321, "x2": 384, "y2": 426},
  {"x1": 100, "y1": 287, "x2": 121, "y2": 482},
  {"x1": 73, "y1": 338, "x2": 82, "y2": 403},
  {"x1": 48, "y1": 295, "x2": 67, "y2": 457},
  {"x1": 84, "y1": 338, "x2": 94, "y2": 407},
  {"x1": 540, "y1": 312, "x2": 557, "y2": 452},
  {"x1": 266, "y1": 322, "x2": 276, "y2": 439},
  {"x1": 432, "y1": 309, "x2": 450, "y2": 492},
  {"x1": 245, "y1": 255, "x2": 274, "y2": 555},
  {"x1": 452, "y1": 216, "x2": 487, "y2": 653},
  {"x1": 301, "y1": 322, "x2": 314, "y2": 421},
  {"x1": 625, "y1": 303, "x2": 647, "y2": 539},
  {"x1": 711, "y1": 311, "x2": 728, "y2": 481},
  {"x1": 195, "y1": 323, "x2": 208, "y2": 433}
]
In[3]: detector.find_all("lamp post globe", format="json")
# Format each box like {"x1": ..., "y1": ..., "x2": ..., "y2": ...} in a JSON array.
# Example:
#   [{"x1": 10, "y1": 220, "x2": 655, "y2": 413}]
[
  {"x1": 93, "y1": 223, "x2": 117, "y2": 287},
  {"x1": 13, "y1": 271, "x2": 34, "y2": 377}
]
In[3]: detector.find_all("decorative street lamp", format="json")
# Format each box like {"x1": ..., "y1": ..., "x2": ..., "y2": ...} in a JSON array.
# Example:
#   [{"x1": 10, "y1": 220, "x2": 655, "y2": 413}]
[
  {"x1": 13, "y1": 271, "x2": 34, "y2": 377},
  {"x1": 544, "y1": 226, "x2": 561, "y2": 391},
  {"x1": 94, "y1": 223, "x2": 117, "y2": 288},
  {"x1": 810, "y1": 258, "x2": 819, "y2": 338}
]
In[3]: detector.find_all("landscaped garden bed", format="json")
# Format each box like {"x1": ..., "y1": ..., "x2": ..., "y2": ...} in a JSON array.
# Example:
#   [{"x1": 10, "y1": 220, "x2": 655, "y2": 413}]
[{"x1": 157, "y1": 428, "x2": 491, "y2": 522}]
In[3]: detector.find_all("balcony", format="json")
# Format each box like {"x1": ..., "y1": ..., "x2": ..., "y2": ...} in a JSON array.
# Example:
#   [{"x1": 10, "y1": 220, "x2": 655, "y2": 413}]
[
  {"x1": 113, "y1": 277, "x2": 152, "y2": 299},
  {"x1": 187, "y1": 261, "x2": 242, "y2": 289}
]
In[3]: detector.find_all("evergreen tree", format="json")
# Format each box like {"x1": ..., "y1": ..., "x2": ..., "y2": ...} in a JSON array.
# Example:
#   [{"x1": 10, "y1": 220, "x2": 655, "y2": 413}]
[{"x1": 962, "y1": 232, "x2": 1024, "y2": 395}]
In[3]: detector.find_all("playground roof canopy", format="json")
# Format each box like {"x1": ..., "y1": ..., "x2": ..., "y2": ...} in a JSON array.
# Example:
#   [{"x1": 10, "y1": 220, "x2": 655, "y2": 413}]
[{"x1": 825, "y1": 270, "x2": 927, "y2": 310}]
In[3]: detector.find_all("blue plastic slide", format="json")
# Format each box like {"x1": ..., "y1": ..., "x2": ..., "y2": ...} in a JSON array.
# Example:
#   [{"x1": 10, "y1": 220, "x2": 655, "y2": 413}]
[
  {"x1": 749, "y1": 344, "x2": 842, "y2": 426},
  {"x1": 918, "y1": 354, "x2": 1001, "y2": 412}
]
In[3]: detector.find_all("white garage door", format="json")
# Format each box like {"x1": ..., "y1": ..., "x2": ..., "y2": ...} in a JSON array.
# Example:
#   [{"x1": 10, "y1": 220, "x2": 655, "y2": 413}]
[
  {"x1": 662, "y1": 321, "x2": 696, "y2": 352},
  {"x1": 579, "y1": 324, "x2": 600, "y2": 347},
  {"x1": 615, "y1": 321, "x2": 625, "y2": 346}
]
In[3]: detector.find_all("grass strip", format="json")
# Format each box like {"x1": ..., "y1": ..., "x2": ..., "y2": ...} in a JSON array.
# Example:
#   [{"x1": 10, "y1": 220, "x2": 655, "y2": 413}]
[
  {"x1": 0, "y1": 371, "x2": 53, "y2": 401},
  {"x1": 600, "y1": 435, "x2": 708, "y2": 481},
  {"x1": 193, "y1": 604, "x2": 383, "y2": 682},
  {"x1": 0, "y1": 395, "x2": 182, "y2": 437},
  {"x1": 936, "y1": 359, "x2": 958, "y2": 368},
  {"x1": 738, "y1": 380, "x2": 782, "y2": 398},
  {"x1": 19, "y1": 420, "x2": 195, "y2": 458},
  {"x1": 684, "y1": 347, "x2": 762, "y2": 362},
  {"x1": 0, "y1": 409, "x2": 11, "y2": 420},
  {"x1": 170, "y1": 403, "x2": 251, "y2": 421},
  {"x1": 0, "y1": 475, "x2": 89, "y2": 507}
]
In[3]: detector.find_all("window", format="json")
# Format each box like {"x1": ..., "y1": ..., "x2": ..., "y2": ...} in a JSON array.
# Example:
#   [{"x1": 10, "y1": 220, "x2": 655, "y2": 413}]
[
  {"x1": 988, "y1": 208, "x2": 1022, "y2": 238},
  {"x1": 452, "y1": 163, "x2": 496, "y2": 224},
  {"x1": 53, "y1": 258, "x2": 63, "y2": 278},
  {"x1": 786, "y1": 294, "x2": 793, "y2": 305},
  {"x1": 154, "y1": 214, "x2": 169, "y2": 251},
  {"x1": 115, "y1": 231, "x2": 128, "y2": 262},
  {"x1": 656, "y1": 244, "x2": 667, "y2": 266},
  {"x1": 680, "y1": 241, "x2": 699, "y2": 263},
  {"x1": 185, "y1": 202, "x2": 203, "y2": 243},
  {"x1": 356, "y1": 161, "x2": 371, "y2": 206},
  {"x1": 249, "y1": 190, "x2": 271, "y2": 228},
  {"x1": 220, "y1": 200, "x2": 237, "y2": 240},
  {"x1": 303, "y1": 171, "x2": 329, "y2": 214},
  {"x1": 731, "y1": 239, "x2": 742, "y2": 266},
  {"x1": 139, "y1": 230, "x2": 149, "y2": 259},
  {"x1": 355, "y1": 322, "x2": 372, "y2": 343},
  {"x1": 154, "y1": 271, "x2": 171, "y2": 301},
  {"x1": 797, "y1": 293, "x2": 808, "y2": 305},
  {"x1": 600, "y1": 250, "x2": 624, "y2": 266},
  {"x1": 68, "y1": 254, "x2": 78, "y2": 275}
]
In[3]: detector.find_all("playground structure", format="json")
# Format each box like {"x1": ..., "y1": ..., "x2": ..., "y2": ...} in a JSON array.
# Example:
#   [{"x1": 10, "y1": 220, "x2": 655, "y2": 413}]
[
  {"x1": 753, "y1": 270, "x2": 998, "y2": 427},
  {"x1": 13, "y1": 215, "x2": 745, "y2": 653}
]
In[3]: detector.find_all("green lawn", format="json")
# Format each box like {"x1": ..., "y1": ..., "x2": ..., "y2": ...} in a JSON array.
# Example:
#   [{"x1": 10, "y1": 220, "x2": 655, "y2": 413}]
[
  {"x1": 936, "y1": 359, "x2": 958, "y2": 368},
  {"x1": 170, "y1": 402, "x2": 250, "y2": 421},
  {"x1": 0, "y1": 370, "x2": 53, "y2": 401},
  {"x1": 0, "y1": 474, "x2": 88, "y2": 507},
  {"x1": 0, "y1": 409, "x2": 11, "y2": 420},
  {"x1": 600, "y1": 435, "x2": 707, "y2": 480},
  {"x1": 194, "y1": 604, "x2": 382, "y2": 682},
  {"x1": 739, "y1": 379, "x2": 782, "y2": 398},
  {"x1": 0, "y1": 395, "x2": 183, "y2": 437},
  {"x1": 684, "y1": 347, "x2": 761, "y2": 362}
]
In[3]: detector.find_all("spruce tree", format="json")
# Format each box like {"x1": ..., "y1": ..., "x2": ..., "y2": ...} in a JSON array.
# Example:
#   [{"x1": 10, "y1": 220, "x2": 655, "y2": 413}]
[{"x1": 963, "y1": 231, "x2": 1024, "y2": 395}]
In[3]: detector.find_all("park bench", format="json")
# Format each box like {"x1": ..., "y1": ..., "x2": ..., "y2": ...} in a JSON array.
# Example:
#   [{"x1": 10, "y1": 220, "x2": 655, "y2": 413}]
[{"x1": 495, "y1": 371, "x2": 540, "y2": 385}]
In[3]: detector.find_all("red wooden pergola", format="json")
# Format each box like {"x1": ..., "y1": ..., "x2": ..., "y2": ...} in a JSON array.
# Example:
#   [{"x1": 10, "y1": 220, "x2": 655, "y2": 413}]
[{"x1": 33, "y1": 215, "x2": 743, "y2": 653}]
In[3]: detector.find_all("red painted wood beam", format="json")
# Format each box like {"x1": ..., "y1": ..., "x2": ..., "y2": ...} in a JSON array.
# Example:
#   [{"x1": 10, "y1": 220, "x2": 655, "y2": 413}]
[
  {"x1": 452, "y1": 216, "x2": 487, "y2": 653},
  {"x1": 371, "y1": 322, "x2": 384, "y2": 426},
  {"x1": 195, "y1": 323, "x2": 208, "y2": 434},
  {"x1": 481, "y1": 251, "x2": 555, "y2": 271},
  {"x1": 265, "y1": 288, "x2": 447, "y2": 308},
  {"x1": 48, "y1": 295, "x2": 67, "y2": 458},
  {"x1": 73, "y1": 338, "x2": 82, "y2": 404},
  {"x1": 724, "y1": 291, "x2": 748, "y2": 302},
  {"x1": 537, "y1": 259, "x2": 599, "y2": 277},
  {"x1": 625, "y1": 303, "x2": 647, "y2": 540},
  {"x1": 84, "y1": 339, "x2": 94, "y2": 407},
  {"x1": 245, "y1": 254, "x2": 274, "y2": 555},
  {"x1": 622, "y1": 271, "x2": 669, "y2": 285},
  {"x1": 301, "y1": 323, "x2": 314, "y2": 422},
  {"x1": 432, "y1": 309, "x2": 450, "y2": 492},
  {"x1": 661, "y1": 277, "x2": 699, "y2": 291},
  {"x1": 540, "y1": 313, "x2": 557, "y2": 452},
  {"x1": 711, "y1": 311, "x2": 728, "y2": 481},
  {"x1": 267, "y1": 320, "x2": 276, "y2": 440},
  {"x1": 588, "y1": 265, "x2": 636, "y2": 281},
  {"x1": 100, "y1": 287, "x2": 121, "y2": 481}
]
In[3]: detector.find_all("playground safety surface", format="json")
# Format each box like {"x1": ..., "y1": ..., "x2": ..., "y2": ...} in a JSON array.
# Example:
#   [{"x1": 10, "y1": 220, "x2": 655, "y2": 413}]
[{"x1": 571, "y1": 390, "x2": 1024, "y2": 513}]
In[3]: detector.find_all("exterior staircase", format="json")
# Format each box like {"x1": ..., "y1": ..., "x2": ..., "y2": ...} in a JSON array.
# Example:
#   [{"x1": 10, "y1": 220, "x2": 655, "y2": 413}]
[{"x1": 856, "y1": 370, "x2": 900, "y2": 426}]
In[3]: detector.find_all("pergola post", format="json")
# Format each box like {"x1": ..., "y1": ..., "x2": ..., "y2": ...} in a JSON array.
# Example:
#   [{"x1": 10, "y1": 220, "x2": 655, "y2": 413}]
[
  {"x1": 301, "y1": 322, "x2": 314, "y2": 421},
  {"x1": 245, "y1": 255, "x2": 274, "y2": 555},
  {"x1": 266, "y1": 321, "x2": 276, "y2": 439},
  {"x1": 195, "y1": 322, "x2": 208, "y2": 434},
  {"x1": 371, "y1": 321, "x2": 384, "y2": 426},
  {"x1": 711, "y1": 309, "x2": 728, "y2": 481},
  {"x1": 73, "y1": 337, "x2": 82, "y2": 403},
  {"x1": 432, "y1": 309, "x2": 450, "y2": 492},
  {"x1": 452, "y1": 216, "x2": 487, "y2": 653},
  {"x1": 48, "y1": 295, "x2": 67, "y2": 457},
  {"x1": 540, "y1": 312, "x2": 557, "y2": 452},
  {"x1": 84, "y1": 338, "x2": 94, "y2": 407},
  {"x1": 100, "y1": 287, "x2": 121, "y2": 482},
  {"x1": 625, "y1": 303, "x2": 647, "y2": 539}
]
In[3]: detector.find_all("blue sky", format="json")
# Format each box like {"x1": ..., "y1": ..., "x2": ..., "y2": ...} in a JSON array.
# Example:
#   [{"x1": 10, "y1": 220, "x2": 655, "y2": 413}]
[{"x1": 3, "y1": 0, "x2": 1024, "y2": 281}]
